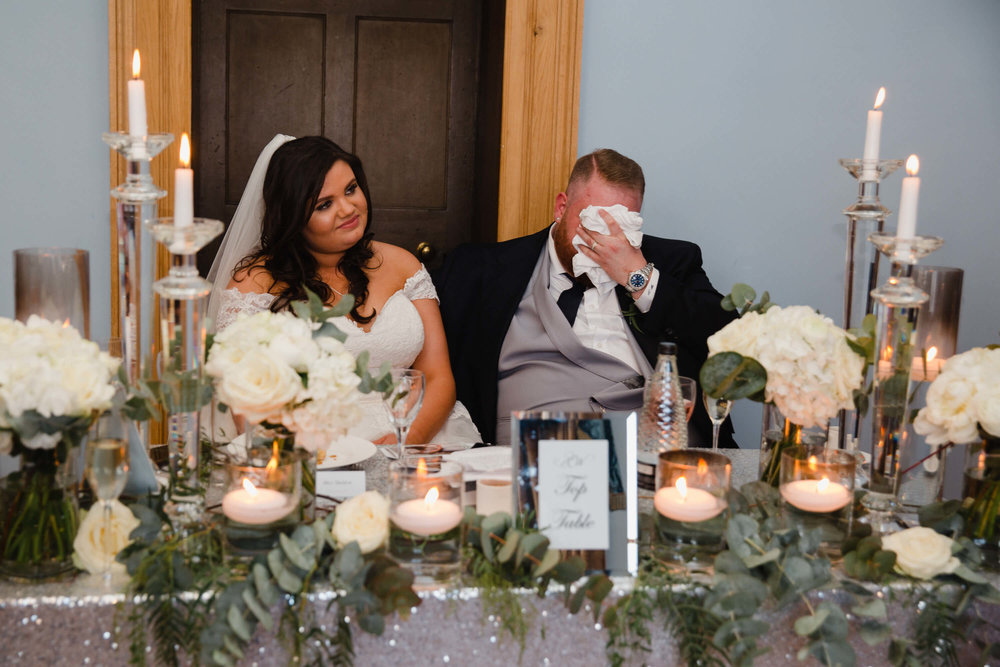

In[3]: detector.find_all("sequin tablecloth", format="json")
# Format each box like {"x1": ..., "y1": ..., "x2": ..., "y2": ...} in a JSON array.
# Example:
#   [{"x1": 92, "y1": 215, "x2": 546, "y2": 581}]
[{"x1": 2, "y1": 449, "x2": 997, "y2": 666}]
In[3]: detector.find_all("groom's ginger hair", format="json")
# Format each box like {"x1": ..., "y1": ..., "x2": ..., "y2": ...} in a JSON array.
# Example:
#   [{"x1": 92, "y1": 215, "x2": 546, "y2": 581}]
[{"x1": 567, "y1": 148, "x2": 645, "y2": 197}]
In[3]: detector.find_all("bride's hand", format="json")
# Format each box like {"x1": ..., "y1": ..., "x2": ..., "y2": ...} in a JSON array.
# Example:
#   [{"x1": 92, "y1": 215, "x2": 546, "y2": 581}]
[{"x1": 372, "y1": 433, "x2": 397, "y2": 445}]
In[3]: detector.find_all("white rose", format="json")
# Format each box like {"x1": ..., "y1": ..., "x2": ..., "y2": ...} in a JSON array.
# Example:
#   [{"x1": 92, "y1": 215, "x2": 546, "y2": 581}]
[
  {"x1": 880, "y1": 526, "x2": 960, "y2": 580},
  {"x1": 214, "y1": 349, "x2": 302, "y2": 423},
  {"x1": 331, "y1": 491, "x2": 390, "y2": 554},
  {"x1": 72, "y1": 500, "x2": 141, "y2": 576},
  {"x1": 974, "y1": 383, "x2": 1000, "y2": 439},
  {"x1": 0, "y1": 430, "x2": 11, "y2": 456}
]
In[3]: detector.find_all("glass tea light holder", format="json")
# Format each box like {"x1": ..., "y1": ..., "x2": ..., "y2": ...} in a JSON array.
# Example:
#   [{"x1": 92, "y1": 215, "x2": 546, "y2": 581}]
[
  {"x1": 221, "y1": 449, "x2": 302, "y2": 553},
  {"x1": 14, "y1": 248, "x2": 91, "y2": 338},
  {"x1": 652, "y1": 449, "x2": 730, "y2": 564},
  {"x1": 389, "y1": 459, "x2": 464, "y2": 584},
  {"x1": 779, "y1": 445, "x2": 856, "y2": 553}
]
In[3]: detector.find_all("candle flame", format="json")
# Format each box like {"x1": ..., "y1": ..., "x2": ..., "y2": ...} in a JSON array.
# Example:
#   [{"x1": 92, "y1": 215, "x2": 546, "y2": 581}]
[
  {"x1": 676, "y1": 476, "x2": 688, "y2": 500},
  {"x1": 424, "y1": 486, "x2": 439, "y2": 508},
  {"x1": 980, "y1": 450, "x2": 987, "y2": 470},
  {"x1": 808, "y1": 455, "x2": 818, "y2": 472},
  {"x1": 817, "y1": 477, "x2": 830, "y2": 493},
  {"x1": 697, "y1": 459, "x2": 708, "y2": 476},
  {"x1": 179, "y1": 133, "x2": 191, "y2": 168},
  {"x1": 416, "y1": 457, "x2": 427, "y2": 477},
  {"x1": 906, "y1": 154, "x2": 920, "y2": 177},
  {"x1": 132, "y1": 49, "x2": 141, "y2": 79},
  {"x1": 242, "y1": 478, "x2": 258, "y2": 496},
  {"x1": 62, "y1": 318, "x2": 71, "y2": 328},
  {"x1": 926, "y1": 346, "x2": 938, "y2": 362},
  {"x1": 873, "y1": 86, "x2": 886, "y2": 110}
]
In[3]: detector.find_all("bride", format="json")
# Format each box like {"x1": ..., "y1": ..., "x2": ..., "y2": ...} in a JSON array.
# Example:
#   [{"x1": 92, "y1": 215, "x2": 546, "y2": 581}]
[{"x1": 206, "y1": 135, "x2": 481, "y2": 447}]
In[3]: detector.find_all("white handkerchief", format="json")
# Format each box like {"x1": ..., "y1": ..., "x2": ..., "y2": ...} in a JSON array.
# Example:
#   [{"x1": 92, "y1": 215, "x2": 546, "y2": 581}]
[{"x1": 571, "y1": 205, "x2": 644, "y2": 293}]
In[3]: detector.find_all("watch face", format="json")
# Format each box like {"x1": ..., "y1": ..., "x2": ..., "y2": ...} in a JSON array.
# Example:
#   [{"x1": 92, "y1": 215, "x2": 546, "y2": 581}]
[{"x1": 629, "y1": 272, "x2": 646, "y2": 289}]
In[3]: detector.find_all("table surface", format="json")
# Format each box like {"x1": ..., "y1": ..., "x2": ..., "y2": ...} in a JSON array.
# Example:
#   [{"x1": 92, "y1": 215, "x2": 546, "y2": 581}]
[{"x1": 2, "y1": 448, "x2": 995, "y2": 666}]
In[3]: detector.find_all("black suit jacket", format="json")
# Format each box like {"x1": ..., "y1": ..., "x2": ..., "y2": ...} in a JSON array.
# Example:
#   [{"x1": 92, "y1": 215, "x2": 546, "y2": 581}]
[{"x1": 434, "y1": 226, "x2": 738, "y2": 447}]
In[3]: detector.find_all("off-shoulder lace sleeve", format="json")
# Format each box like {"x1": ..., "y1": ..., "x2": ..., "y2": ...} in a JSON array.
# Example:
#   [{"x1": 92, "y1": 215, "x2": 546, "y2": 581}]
[
  {"x1": 214, "y1": 288, "x2": 276, "y2": 331},
  {"x1": 402, "y1": 265, "x2": 438, "y2": 302}
]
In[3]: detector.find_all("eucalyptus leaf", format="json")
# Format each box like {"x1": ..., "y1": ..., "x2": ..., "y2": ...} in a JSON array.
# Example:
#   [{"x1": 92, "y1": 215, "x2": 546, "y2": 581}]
[
  {"x1": 851, "y1": 598, "x2": 887, "y2": 619},
  {"x1": 552, "y1": 556, "x2": 586, "y2": 584},
  {"x1": 359, "y1": 612, "x2": 385, "y2": 635},
  {"x1": 222, "y1": 634, "x2": 245, "y2": 660},
  {"x1": 212, "y1": 649, "x2": 235, "y2": 667},
  {"x1": 279, "y1": 533, "x2": 314, "y2": 571},
  {"x1": 730, "y1": 283, "x2": 757, "y2": 311},
  {"x1": 532, "y1": 548, "x2": 560, "y2": 577},
  {"x1": 516, "y1": 532, "x2": 549, "y2": 568},
  {"x1": 266, "y1": 548, "x2": 285, "y2": 579},
  {"x1": 858, "y1": 620, "x2": 892, "y2": 646},
  {"x1": 496, "y1": 529, "x2": 522, "y2": 563},
  {"x1": 276, "y1": 567, "x2": 304, "y2": 594},
  {"x1": 242, "y1": 588, "x2": 274, "y2": 631},
  {"x1": 336, "y1": 541, "x2": 364, "y2": 580},
  {"x1": 953, "y1": 564, "x2": 989, "y2": 584},
  {"x1": 253, "y1": 563, "x2": 278, "y2": 606},
  {"x1": 700, "y1": 352, "x2": 767, "y2": 400},
  {"x1": 807, "y1": 638, "x2": 855, "y2": 667},
  {"x1": 226, "y1": 605, "x2": 252, "y2": 642},
  {"x1": 743, "y1": 547, "x2": 781, "y2": 569}
]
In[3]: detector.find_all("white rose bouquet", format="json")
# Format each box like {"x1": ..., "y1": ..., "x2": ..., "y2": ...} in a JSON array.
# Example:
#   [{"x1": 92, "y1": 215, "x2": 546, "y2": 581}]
[
  {"x1": 0, "y1": 315, "x2": 120, "y2": 575},
  {"x1": 205, "y1": 309, "x2": 364, "y2": 452},
  {"x1": 913, "y1": 346, "x2": 1000, "y2": 446}
]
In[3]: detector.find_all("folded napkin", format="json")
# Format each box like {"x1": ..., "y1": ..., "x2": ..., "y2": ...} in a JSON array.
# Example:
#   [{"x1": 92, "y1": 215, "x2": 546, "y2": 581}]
[
  {"x1": 571, "y1": 204, "x2": 644, "y2": 293},
  {"x1": 444, "y1": 446, "x2": 512, "y2": 481}
]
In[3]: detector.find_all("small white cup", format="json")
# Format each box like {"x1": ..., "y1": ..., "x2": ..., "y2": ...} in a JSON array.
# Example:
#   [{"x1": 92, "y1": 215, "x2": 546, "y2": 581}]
[{"x1": 476, "y1": 476, "x2": 513, "y2": 517}]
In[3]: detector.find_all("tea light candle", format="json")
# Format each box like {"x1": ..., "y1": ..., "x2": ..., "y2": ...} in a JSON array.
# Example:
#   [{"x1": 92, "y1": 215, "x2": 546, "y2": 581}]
[
  {"x1": 653, "y1": 477, "x2": 725, "y2": 523},
  {"x1": 222, "y1": 478, "x2": 291, "y2": 525},
  {"x1": 476, "y1": 477, "x2": 513, "y2": 517},
  {"x1": 391, "y1": 486, "x2": 463, "y2": 536},
  {"x1": 781, "y1": 477, "x2": 851, "y2": 513}
]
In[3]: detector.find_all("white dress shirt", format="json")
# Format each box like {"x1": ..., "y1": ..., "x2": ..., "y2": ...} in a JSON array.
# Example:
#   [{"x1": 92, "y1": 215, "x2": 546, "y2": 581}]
[{"x1": 545, "y1": 229, "x2": 659, "y2": 373}]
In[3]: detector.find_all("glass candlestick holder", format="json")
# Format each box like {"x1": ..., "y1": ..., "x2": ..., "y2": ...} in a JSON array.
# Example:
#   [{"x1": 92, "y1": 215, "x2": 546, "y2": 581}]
[
  {"x1": 836, "y1": 158, "x2": 905, "y2": 453},
  {"x1": 780, "y1": 445, "x2": 856, "y2": 554},
  {"x1": 859, "y1": 233, "x2": 943, "y2": 533},
  {"x1": 651, "y1": 449, "x2": 730, "y2": 565},
  {"x1": 147, "y1": 218, "x2": 224, "y2": 526},
  {"x1": 389, "y1": 459, "x2": 464, "y2": 584}
]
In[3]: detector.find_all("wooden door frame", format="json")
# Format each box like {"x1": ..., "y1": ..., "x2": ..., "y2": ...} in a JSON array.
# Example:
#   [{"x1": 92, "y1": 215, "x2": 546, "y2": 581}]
[{"x1": 108, "y1": 0, "x2": 583, "y2": 337}]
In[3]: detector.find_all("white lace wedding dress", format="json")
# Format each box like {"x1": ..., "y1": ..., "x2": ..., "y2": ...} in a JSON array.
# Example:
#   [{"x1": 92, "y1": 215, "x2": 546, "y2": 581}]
[{"x1": 213, "y1": 266, "x2": 481, "y2": 446}]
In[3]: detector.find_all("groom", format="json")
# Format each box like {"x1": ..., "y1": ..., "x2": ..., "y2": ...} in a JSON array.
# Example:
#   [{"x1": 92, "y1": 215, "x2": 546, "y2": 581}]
[{"x1": 435, "y1": 148, "x2": 736, "y2": 447}]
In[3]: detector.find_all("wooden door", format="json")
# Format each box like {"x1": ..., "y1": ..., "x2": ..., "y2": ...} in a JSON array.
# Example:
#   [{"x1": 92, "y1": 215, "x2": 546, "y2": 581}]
[{"x1": 194, "y1": 0, "x2": 486, "y2": 273}]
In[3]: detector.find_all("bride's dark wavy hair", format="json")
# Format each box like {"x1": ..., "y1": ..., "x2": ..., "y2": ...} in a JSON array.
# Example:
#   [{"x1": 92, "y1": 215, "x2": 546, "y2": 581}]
[{"x1": 235, "y1": 136, "x2": 376, "y2": 323}]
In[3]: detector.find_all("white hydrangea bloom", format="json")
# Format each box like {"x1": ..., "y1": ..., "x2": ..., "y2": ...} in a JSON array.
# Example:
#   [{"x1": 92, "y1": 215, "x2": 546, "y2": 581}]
[{"x1": 914, "y1": 347, "x2": 1000, "y2": 444}]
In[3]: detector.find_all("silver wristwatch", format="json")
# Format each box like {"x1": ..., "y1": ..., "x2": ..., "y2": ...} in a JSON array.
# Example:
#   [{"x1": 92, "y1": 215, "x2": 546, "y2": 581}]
[
  {"x1": 625, "y1": 262, "x2": 654, "y2": 293},
  {"x1": 625, "y1": 262, "x2": 653, "y2": 293}
]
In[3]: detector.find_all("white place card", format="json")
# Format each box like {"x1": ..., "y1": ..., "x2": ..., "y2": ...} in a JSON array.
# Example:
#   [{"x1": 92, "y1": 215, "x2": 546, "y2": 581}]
[
  {"x1": 316, "y1": 469, "x2": 366, "y2": 501},
  {"x1": 537, "y1": 439, "x2": 609, "y2": 550}
]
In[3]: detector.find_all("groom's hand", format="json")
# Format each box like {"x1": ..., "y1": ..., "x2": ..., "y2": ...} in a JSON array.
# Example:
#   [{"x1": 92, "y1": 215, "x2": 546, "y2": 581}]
[{"x1": 575, "y1": 213, "x2": 647, "y2": 290}]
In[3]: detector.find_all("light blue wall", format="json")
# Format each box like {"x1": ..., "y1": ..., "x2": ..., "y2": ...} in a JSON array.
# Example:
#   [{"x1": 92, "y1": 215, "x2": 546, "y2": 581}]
[
  {"x1": 580, "y1": 0, "x2": 1000, "y2": 448},
  {"x1": 0, "y1": 2, "x2": 110, "y2": 346}
]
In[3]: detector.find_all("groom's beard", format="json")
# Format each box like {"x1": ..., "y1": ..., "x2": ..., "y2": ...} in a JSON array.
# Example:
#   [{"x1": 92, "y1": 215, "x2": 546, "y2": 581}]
[{"x1": 552, "y1": 220, "x2": 578, "y2": 275}]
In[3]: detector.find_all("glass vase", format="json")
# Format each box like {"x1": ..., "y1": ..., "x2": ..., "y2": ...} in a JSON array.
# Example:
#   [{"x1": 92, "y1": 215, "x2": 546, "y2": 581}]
[
  {"x1": 759, "y1": 403, "x2": 829, "y2": 487},
  {"x1": 0, "y1": 437, "x2": 81, "y2": 580},
  {"x1": 963, "y1": 436, "x2": 1000, "y2": 553},
  {"x1": 248, "y1": 424, "x2": 315, "y2": 522}
]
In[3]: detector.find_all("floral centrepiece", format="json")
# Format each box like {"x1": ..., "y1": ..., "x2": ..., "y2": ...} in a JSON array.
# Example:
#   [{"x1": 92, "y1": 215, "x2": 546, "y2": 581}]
[
  {"x1": 915, "y1": 347, "x2": 1000, "y2": 546},
  {"x1": 0, "y1": 316, "x2": 119, "y2": 578},
  {"x1": 702, "y1": 298, "x2": 865, "y2": 486},
  {"x1": 205, "y1": 309, "x2": 363, "y2": 452}
]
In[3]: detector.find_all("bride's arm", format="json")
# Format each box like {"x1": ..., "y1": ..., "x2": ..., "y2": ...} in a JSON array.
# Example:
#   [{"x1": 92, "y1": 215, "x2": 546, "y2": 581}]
[{"x1": 403, "y1": 298, "x2": 457, "y2": 444}]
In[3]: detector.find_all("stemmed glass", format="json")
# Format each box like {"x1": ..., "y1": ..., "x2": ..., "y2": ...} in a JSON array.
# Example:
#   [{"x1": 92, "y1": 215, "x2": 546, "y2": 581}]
[
  {"x1": 85, "y1": 409, "x2": 130, "y2": 581},
  {"x1": 679, "y1": 376, "x2": 697, "y2": 422},
  {"x1": 382, "y1": 368, "x2": 426, "y2": 461},
  {"x1": 702, "y1": 389, "x2": 733, "y2": 451}
]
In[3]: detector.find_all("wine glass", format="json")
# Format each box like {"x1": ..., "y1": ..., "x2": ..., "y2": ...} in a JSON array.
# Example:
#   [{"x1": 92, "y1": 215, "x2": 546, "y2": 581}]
[
  {"x1": 678, "y1": 376, "x2": 697, "y2": 422},
  {"x1": 382, "y1": 369, "x2": 426, "y2": 461},
  {"x1": 702, "y1": 389, "x2": 733, "y2": 451},
  {"x1": 85, "y1": 409, "x2": 130, "y2": 581}
]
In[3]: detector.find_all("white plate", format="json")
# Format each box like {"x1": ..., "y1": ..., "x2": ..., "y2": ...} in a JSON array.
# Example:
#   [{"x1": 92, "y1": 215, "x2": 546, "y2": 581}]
[{"x1": 317, "y1": 435, "x2": 377, "y2": 469}]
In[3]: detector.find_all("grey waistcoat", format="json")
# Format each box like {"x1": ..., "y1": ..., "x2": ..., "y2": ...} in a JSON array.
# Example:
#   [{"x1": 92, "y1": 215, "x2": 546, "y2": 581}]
[{"x1": 495, "y1": 250, "x2": 653, "y2": 445}]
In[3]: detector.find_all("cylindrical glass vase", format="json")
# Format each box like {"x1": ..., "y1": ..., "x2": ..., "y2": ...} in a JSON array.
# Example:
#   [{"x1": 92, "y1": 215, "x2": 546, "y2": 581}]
[
  {"x1": 652, "y1": 449, "x2": 730, "y2": 563},
  {"x1": 779, "y1": 445, "x2": 855, "y2": 553},
  {"x1": 221, "y1": 449, "x2": 302, "y2": 553},
  {"x1": 14, "y1": 248, "x2": 90, "y2": 338},
  {"x1": 0, "y1": 438, "x2": 81, "y2": 580},
  {"x1": 388, "y1": 459, "x2": 464, "y2": 584},
  {"x1": 759, "y1": 403, "x2": 829, "y2": 487},
  {"x1": 963, "y1": 437, "x2": 1000, "y2": 554}
]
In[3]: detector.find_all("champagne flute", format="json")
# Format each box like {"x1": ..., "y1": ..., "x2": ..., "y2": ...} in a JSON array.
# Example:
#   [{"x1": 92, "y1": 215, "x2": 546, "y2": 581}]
[
  {"x1": 702, "y1": 389, "x2": 732, "y2": 451},
  {"x1": 85, "y1": 409, "x2": 130, "y2": 581},
  {"x1": 678, "y1": 376, "x2": 697, "y2": 422},
  {"x1": 382, "y1": 369, "x2": 426, "y2": 460}
]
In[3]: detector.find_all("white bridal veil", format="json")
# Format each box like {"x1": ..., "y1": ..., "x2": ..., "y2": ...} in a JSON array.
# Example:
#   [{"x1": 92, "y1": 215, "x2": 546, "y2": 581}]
[{"x1": 205, "y1": 134, "x2": 296, "y2": 331}]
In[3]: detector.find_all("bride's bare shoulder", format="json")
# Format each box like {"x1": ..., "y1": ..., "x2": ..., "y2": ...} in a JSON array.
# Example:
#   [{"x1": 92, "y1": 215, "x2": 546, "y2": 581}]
[
  {"x1": 370, "y1": 241, "x2": 421, "y2": 284},
  {"x1": 228, "y1": 261, "x2": 279, "y2": 294}
]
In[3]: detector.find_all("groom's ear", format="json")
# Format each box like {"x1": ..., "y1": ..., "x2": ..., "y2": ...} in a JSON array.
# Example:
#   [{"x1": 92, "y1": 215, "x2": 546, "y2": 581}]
[{"x1": 553, "y1": 191, "x2": 568, "y2": 222}]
